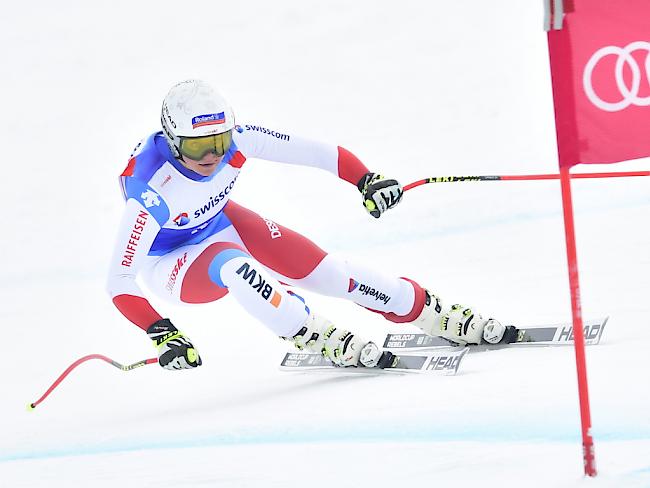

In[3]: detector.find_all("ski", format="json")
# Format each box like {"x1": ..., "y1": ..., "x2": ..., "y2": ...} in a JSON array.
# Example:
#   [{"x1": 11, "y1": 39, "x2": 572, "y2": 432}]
[
  {"x1": 279, "y1": 347, "x2": 468, "y2": 375},
  {"x1": 382, "y1": 317, "x2": 608, "y2": 351}
]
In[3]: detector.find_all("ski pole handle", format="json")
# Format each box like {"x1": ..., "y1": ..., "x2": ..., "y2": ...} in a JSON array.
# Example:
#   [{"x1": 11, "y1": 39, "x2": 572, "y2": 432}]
[
  {"x1": 404, "y1": 170, "x2": 650, "y2": 191},
  {"x1": 28, "y1": 354, "x2": 158, "y2": 410}
]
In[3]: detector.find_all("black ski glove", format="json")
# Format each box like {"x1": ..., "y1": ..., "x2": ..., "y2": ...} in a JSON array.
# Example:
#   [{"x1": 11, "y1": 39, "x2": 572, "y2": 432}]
[
  {"x1": 357, "y1": 172, "x2": 403, "y2": 218},
  {"x1": 147, "y1": 319, "x2": 202, "y2": 370}
]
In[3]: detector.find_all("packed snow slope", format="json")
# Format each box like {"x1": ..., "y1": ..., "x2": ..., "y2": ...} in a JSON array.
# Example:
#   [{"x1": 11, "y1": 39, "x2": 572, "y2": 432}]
[{"x1": 1, "y1": 1, "x2": 648, "y2": 487}]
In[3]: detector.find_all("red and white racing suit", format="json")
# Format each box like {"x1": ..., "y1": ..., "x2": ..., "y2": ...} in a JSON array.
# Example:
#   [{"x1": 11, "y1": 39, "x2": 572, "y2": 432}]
[{"x1": 106, "y1": 124, "x2": 427, "y2": 337}]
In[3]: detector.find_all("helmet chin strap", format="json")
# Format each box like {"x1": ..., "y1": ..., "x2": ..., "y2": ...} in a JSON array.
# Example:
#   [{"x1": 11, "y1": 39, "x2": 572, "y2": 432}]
[{"x1": 177, "y1": 152, "x2": 190, "y2": 168}]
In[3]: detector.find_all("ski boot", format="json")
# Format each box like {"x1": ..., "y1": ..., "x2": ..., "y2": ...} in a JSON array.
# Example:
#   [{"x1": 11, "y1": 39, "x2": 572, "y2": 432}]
[
  {"x1": 287, "y1": 313, "x2": 396, "y2": 368},
  {"x1": 411, "y1": 290, "x2": 517, "y2": 345}
]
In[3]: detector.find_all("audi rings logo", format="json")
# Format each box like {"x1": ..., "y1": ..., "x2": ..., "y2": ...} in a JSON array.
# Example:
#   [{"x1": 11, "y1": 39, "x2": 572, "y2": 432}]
[{"x1": 583, "y1": 41, "x2": 650, "y2": 112}]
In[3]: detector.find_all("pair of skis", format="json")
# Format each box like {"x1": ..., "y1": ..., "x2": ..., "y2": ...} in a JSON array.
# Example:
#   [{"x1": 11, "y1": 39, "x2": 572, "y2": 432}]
[
  {"x1": 28, "y1": 318, "x2": 608, "y2": 410},
  {"x1": 279, "y1": 317, "x2": 608, "y2": 375}
]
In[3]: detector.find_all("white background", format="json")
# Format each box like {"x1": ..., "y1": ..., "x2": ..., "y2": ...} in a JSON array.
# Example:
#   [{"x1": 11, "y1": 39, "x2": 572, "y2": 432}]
[{"x1": 1, "y1": 1, "x2": 649, "y2": 486}]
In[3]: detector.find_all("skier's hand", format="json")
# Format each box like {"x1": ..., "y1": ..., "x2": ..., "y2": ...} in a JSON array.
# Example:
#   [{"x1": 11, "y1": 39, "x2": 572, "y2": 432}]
[
  {"x1": 357, "y1": 172, "x2": 403, "y2": 218},
  {"x1": 147, "y1": 319, "x2": 202, "y2": 370}
]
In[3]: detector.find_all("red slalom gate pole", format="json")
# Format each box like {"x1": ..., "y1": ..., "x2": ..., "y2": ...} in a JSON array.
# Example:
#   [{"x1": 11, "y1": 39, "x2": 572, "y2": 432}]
[
  {"x1": 559, "y1": 166, "x2": 596, "y2": 476},
  {"x1": 403, "y1": 170, "x2": 650, "y2": 191},
  {"x1": 405, "y1": 165, "x2": 612, "y2": 476},
  {"x1": 29, "y1": 354, "x2": 158, "y2": 410}
]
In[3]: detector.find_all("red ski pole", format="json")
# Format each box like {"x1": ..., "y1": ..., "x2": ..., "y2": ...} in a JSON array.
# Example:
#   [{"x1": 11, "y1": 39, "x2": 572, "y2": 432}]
[
  {"x1": 403, "y1": 170, "x2": 650, "y2": 191},
  {"x1": 28, "y1": 354, "x2": 158, "y2": 410}
]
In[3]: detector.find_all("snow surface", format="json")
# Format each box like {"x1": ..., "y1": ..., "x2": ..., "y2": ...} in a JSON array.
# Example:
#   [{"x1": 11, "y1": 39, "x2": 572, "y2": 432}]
[{"x1": 2, "y1": 1, "x2": 649, "y2": 487}]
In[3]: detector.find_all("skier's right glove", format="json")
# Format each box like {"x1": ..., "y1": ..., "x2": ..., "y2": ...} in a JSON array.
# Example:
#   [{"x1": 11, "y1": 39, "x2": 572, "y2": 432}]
[{"x1": 146, "y1": 318, "x2": 202, "y2": 370}]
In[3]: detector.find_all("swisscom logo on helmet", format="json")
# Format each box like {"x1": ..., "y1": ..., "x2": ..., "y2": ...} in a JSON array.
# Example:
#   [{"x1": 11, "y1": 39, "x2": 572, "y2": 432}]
[{"x1": 192, "y1": 113, "x2": 225, "y2": 128}]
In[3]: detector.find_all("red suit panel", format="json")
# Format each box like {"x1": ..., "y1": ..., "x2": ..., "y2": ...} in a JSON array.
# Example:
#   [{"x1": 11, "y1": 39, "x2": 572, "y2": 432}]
[
  {"x1": 224, "y1": 201, "x2": 327, "y2": 280},
  {"x1": 180, "y1": 242, "x2": 244, "y2": 303}
]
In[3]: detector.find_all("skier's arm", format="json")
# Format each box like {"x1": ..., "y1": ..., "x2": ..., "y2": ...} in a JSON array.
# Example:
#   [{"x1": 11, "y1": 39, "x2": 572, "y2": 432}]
[
  {"x1": 106, "y1": 194, "x2": 202, "y2": 370},
  {"x1": 106, "y1": 197, "x2": 163, "y2": 330},
  {"x1": 234, "y1": 124, "x2": 403, "y2": 217},
  {"x1": 233, "y1": 124, "x2": 369, "y2": 185}
]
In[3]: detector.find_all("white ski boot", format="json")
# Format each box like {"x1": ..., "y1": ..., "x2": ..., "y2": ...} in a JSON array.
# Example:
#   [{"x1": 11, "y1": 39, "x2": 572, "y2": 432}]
[
  {"x1": 287, "y1": 313, "x2": 394, "y2": 368},
  {"x1": 412, "y1": 290, "x2": 510, "y2": 345}
]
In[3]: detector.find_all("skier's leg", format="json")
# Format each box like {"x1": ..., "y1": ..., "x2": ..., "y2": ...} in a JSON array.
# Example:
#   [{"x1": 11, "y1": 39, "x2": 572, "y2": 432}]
[
  {"x1": 143, "y1": 229, "x2": 309, "y2": 337},
  {"x1": 223, "y1": 201, "x2": 507, "y2": 345},
  {"x1": 143, "y1": 224, "x2": 383, "y2": 367},
  {"x1": 223, "y1": 201, "x2": 417, "y2": 314},
  {"x1": 300, "y1": 262, "x2": 509, "y2": 345},
  {"x1": 192, "y1": 241, "x2": 387, "y2": 367}
]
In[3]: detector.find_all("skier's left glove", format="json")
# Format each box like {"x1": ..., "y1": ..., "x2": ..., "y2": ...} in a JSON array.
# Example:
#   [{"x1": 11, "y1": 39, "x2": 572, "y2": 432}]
[
  {"x1": 357, "y1": 172, "x2": 403, "y2": 218},
  {"x1": 147, "y1": 318, "x2": 202, "y2": 370}
]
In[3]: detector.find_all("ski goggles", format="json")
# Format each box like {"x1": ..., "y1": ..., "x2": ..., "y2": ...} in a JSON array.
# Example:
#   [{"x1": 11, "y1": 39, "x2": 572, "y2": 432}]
[{"x1": 178, "y1": 130, "x2": 233, "y2": 160}]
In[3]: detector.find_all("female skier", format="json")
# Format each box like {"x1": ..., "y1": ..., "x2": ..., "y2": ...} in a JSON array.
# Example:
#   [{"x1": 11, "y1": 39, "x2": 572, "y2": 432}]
[{"x1": 107, "y1": 80, "x2": 507, "y2": 370}]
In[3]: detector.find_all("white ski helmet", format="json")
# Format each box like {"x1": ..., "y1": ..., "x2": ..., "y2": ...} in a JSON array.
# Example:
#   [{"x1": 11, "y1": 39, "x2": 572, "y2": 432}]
[{"x1": 161, "y1": 80, "x2": 235, "y2": 159}]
